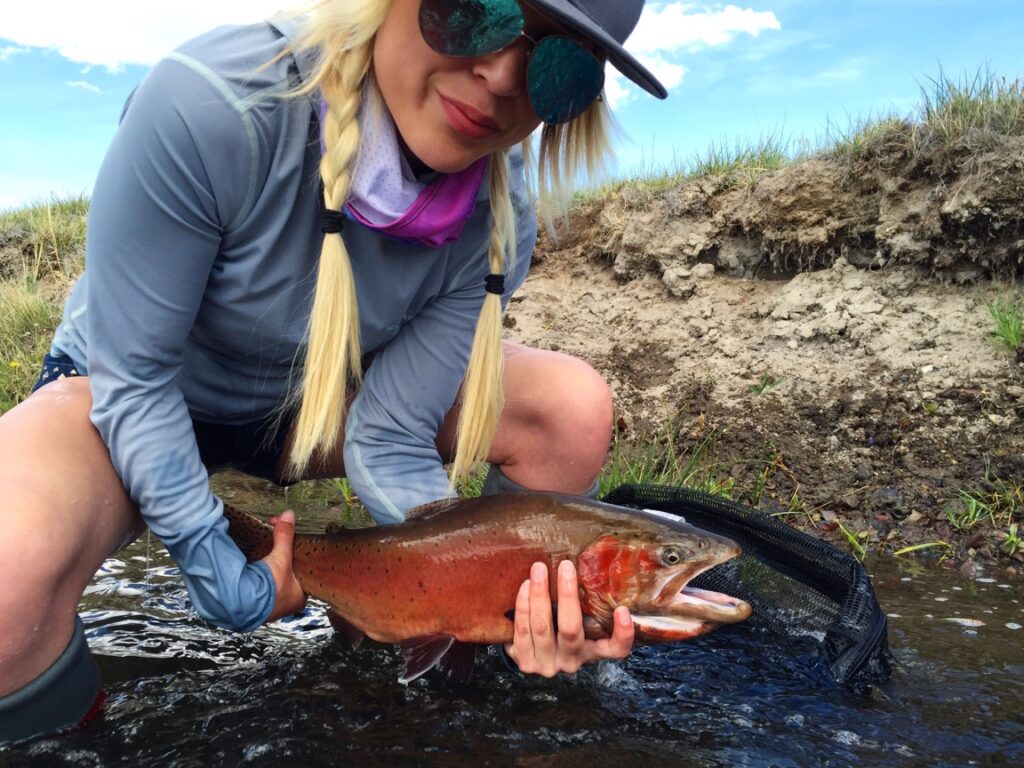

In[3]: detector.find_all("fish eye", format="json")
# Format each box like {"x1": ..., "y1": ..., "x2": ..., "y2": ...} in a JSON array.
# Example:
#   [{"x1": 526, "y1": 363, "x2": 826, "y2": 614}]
[{"x1": 661, "y1": 547, "x2": 682, "y2": 566}]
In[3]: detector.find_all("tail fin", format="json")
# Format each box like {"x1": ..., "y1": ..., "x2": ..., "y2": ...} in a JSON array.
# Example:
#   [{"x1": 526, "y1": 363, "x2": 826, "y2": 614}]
[{"x1": 222, "y1": 503, "x2": 274, "y2": 562}]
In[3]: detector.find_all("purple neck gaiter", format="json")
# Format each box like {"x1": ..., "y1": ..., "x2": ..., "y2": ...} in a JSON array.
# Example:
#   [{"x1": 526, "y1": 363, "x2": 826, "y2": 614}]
[{"x1": 320, "y1": 76, "x2": 487, "y2": 248}]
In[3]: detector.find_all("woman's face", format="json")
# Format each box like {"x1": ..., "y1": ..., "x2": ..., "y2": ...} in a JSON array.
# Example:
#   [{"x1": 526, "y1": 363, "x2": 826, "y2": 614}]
[{"x1": 373, "y1": 0, "x2": 561, "y2": 173}]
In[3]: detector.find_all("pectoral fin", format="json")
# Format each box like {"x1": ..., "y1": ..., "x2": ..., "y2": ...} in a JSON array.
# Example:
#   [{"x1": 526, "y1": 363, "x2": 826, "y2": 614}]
[
  {"x1": 397, "y1": 635, "x2": 455, "y2": 684},
  {"x1": 437, "y1": 642, "x2": 476, "y2": 683},
  {"x1": 326, "y1": 608, "x2": 365, "y2": 650}
]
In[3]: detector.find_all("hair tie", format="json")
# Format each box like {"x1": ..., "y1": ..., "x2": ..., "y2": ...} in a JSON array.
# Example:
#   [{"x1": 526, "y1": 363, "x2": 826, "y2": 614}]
[
  {"x1": 320, "y1": 209, "x2": 345, "y2": 234},
  {"x1": 484, "y1": 274, "x2": 505, "y2": 295}
]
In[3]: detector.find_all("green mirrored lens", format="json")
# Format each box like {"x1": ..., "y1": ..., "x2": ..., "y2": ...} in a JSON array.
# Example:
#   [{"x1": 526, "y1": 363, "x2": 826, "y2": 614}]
[
  {"x1": 528, "y1": 37, "x2": 605, "y2": 124},
  {"x1": 419, "y1": 0, "x2": 523, "y2": 57}
]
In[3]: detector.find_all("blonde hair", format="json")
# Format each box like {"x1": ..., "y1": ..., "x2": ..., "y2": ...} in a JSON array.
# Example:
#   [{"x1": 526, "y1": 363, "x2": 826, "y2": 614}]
[{"x1": 280, "y1": 0, "x2": 613, "y2": 486}]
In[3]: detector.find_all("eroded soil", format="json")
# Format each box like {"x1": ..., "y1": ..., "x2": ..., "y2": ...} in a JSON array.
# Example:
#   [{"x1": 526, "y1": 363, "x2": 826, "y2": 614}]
[{"x1": 509, "y1": 141, "x2": 1024, "y2": 570}]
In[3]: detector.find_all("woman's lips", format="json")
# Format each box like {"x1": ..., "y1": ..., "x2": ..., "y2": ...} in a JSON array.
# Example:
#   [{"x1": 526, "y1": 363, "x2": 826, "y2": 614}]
[{"x1": 440, "y1": 96, "x2": 500, "y2": 140}]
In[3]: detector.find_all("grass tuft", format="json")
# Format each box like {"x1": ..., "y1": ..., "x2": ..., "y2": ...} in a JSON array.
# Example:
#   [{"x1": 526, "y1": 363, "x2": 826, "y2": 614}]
[
  {"x1": 821, "y1": 66, "x2": 1023, "y2": 165},
  {"x1": 945, "y1": 463, "x2": 1022, "y2": 561},
  {"x1": 987, "y1": 295, "x2": 1023, "y2": 351},
  {"x1": 918, "y1": 66, "x2": 1024, "y2": 145},
  {"x1": 689, "y1": 133, "x2": 792, "y2": 181},
  {"x1": 0, "y1": 194, "x2": 88, "y2": 282}
]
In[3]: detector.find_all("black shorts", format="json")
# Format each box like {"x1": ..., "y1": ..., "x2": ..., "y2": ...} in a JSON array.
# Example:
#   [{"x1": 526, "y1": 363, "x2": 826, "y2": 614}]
[{"x1": 33, "y1": 353, "x2": 293, "y2": 484}]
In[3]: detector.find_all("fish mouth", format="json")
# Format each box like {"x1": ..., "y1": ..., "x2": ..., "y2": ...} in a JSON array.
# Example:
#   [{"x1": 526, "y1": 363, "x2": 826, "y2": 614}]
[{"x1": 632, "y1": 553, "x2": 752, "y2": 642}]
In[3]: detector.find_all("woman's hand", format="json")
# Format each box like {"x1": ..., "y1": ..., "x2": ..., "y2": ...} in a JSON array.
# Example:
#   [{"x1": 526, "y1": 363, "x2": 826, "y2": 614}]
[
  {"x1": 260, "y1": 509, "x2": 307, "y2": 623},
  {"x1": 504, "y1": 559, "x2": 634, "y2": 676}
]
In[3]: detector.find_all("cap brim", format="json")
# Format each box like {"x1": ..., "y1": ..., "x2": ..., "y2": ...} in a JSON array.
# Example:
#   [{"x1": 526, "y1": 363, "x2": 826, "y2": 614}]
[{"x1": 527, "y1": 0, "x2": 668, "y2": 99}]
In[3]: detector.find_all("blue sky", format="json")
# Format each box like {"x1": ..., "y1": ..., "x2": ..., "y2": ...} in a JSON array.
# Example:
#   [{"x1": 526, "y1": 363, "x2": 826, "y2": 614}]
[{"x1": 1, "y1": 1, "x2": 1022, "y2": 210}]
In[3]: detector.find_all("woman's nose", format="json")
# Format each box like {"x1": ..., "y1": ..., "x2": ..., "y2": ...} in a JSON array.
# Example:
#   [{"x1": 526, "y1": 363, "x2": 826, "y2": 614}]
[{"x1": 471, "y1": 38, "x2": 530, "y2": 98}]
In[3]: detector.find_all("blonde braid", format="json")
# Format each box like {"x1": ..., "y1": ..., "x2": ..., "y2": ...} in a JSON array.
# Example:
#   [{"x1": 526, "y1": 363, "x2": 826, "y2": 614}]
[
  {"x1": 447, "y1": 151, "x2": 516, "y2": 485},
  {"x1": 281, "y1": 0, "x2": 389, "y2": 478}
]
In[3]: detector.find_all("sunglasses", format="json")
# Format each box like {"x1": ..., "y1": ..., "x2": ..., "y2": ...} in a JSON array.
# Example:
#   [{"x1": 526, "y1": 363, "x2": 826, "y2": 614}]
[{"x1": 418, "y1": 0, "x2": 605, "y2": 124}]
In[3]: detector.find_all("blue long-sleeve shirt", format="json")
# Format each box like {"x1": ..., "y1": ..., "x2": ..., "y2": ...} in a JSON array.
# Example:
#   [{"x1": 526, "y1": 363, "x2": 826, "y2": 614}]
[{"x1": 50, "y1": 17, "x2": 535, "y2": 632}]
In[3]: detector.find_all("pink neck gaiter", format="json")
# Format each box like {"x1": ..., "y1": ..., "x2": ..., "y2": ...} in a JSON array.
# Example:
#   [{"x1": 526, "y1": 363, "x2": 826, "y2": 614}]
[{"x1": 320, "y1": 76, "x2": 487, "y2": 248}]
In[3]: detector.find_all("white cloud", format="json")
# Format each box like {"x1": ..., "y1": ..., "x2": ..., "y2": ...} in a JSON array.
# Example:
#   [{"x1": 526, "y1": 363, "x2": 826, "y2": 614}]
[
  {"x1": 5, "y1": 1, "x2": 292, "y2": 70},
  {"x1": 606, "y1": 55, "x2": 687, "y2": 109},
  {"x1": 0, "y1": 45, "x2": 31, "y2": 62},
  {"x1": 66, "y1": 80, "x2": 103, "y2": 95},
  {"x1": 610, "y1": 2, "x2": 780, "y2": 107},
  {"x1": 631, "y1": 3, "x2": 781, "y2": 54}
]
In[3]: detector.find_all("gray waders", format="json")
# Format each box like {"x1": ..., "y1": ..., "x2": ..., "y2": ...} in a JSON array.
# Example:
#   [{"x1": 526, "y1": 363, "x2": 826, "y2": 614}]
[{"x1": 0, "y1": 615, "x2": 102, "y2": 744}]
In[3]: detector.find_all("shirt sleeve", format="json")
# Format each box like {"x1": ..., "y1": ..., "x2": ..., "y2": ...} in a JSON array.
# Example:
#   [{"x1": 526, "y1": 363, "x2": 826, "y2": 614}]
[
  {"x1": 84, "y1": 56, "x2": 275, "y2": 631},
  {"x1": 344, "y1": 202, "x2": 536, "y2": 524}
]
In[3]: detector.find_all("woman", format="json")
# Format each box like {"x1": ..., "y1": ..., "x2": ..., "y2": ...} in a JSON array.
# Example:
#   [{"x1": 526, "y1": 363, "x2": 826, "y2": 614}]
[{"x1": 0, "y1": 0, "x2": 665, "y2": 741}]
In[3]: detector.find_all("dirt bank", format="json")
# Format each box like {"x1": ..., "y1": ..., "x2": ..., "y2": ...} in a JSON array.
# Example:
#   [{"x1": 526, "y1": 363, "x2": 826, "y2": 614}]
[{"x1": 509, "y1": 137, "x2": 1024, "y2": 570}]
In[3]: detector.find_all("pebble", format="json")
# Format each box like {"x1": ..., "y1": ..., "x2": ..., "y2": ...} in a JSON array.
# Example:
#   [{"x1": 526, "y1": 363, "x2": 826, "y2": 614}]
[
  {"x1": 1006, "y1": 623, "x2": 1022, "y2": 630},
  {"x1": 942, "y1": 618, "x2": 985, "y2": 627}
]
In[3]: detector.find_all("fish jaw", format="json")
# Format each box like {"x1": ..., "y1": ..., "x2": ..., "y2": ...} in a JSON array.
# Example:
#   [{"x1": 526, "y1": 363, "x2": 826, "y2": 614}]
[{"x1": 632, "y1": 585, "x2": 752, "y2": 643}]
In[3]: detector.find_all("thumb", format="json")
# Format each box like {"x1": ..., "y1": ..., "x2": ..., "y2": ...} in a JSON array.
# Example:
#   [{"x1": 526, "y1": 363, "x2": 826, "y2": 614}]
[{"x1": 269, "y1": 509, "x2": 295, "y2": 564}]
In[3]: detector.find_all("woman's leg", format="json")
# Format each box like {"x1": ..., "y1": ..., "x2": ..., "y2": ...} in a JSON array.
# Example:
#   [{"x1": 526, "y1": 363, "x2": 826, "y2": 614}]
[
  {"x1": 0, "y1": 377, "x2": 143, "y2": 698},
  {"x1": 438, "y1": 342, "x2": 614, "y2": 494}
]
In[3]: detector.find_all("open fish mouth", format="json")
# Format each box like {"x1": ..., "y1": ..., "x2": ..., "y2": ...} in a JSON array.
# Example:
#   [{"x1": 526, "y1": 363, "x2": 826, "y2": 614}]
[{"x1": 632, "y1": 586, "x2": 752, "y2": 640}]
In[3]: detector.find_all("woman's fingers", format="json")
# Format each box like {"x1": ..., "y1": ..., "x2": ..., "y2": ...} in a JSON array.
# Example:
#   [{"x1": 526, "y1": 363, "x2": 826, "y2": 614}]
[
  {"x1": 261, "y1": 509, "x2": 307, "y2": 623},
  {"x1": 554, "y1": 560, "x2": 585, "y2": 672},
  {"x1": 528, "y1": 562, "x2": 557, "y2": 674},
  {"x1": 505, "y1": 560, "x2": 634, "y2": 677}
]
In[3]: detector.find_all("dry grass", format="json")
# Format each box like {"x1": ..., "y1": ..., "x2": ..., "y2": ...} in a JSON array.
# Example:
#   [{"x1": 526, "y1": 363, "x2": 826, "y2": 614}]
[
  {"x1": 0, "y1": 194, "x2": 88, "y2": 282},
  {"x1": 825, "y1": 67, "x2": 1024, "y2": 163}
]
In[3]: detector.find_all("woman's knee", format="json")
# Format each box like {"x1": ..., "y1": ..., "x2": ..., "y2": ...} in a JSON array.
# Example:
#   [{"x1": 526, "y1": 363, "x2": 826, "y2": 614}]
[
  {"x1": 0, "y1": 376, "x2": 140, "y2": 615},
  {"x1": 502, "y1": 346, "x2": 614, "y2": 469},
  {"x1": 543, "y1": 355, "x2": 613, "y2": 450}
]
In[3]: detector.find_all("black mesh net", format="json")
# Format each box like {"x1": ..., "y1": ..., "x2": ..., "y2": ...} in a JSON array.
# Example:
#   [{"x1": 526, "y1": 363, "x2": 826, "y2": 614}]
[{"x1": 602, "y1": 483, "x2": 894, "y2": 690}]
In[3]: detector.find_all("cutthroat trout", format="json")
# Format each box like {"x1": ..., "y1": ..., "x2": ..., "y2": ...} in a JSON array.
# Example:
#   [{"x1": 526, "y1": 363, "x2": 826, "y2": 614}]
[{"x1": 224, "y1": 492, "x2": 751, "y2": 681}]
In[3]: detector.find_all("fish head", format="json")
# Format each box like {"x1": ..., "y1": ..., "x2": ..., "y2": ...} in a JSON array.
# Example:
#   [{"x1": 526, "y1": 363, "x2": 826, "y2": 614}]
[{"x1": 576, "y1": 511, "x2": 752, "y2": 644}]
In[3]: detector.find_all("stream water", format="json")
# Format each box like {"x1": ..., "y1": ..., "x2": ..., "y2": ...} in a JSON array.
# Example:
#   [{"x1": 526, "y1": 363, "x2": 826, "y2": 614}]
[{"x1": 2, "y1": 478, "x2": 1022, "y2": 767}]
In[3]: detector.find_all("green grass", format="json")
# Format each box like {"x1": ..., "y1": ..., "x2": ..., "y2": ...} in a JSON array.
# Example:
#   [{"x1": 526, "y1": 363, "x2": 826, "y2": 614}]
[
  {"x1": 0, "y1": 280, "x2": 61, "y2": 412},
  {"x1": 597, "y1": 426, "x2": 734, "y2": 499},
  {"x1": 0, "y1": 195, "x2": 88, "y2": 415},
  {"x1": 575, "y1": 132, "x2": 798, "y2": 206},
  {"x1": 918, "y1": 66, "x2": 1024, "y2": 144},
  {"x1": 987, "y1": 295, "x2": 1023, "y2": 351},
  {"x1": 748, "y1": 374, "x2": 783, "y2": 395},
  {"x1": 824, "y1": 114, "x2": 914, "y2": 162},
  {"x1": 688, "y1": 133, "x2": 792, "y2": 180},
  {"x1": 945, "y1": 464, "x2": 1022, "y2": 548}
]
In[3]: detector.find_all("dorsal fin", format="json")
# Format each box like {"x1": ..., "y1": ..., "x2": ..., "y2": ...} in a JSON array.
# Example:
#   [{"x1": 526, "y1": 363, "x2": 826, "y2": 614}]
[
  {"x1": 324, "y1": 520, "x2": 347, "y2": 535},
  {"x1": 403, "y1": 498, "x2": 459, "y2": 521},
  {"x1": 397, "y1": 635, "x2": 455, "y2": 684}
]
